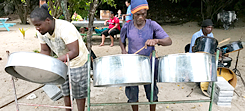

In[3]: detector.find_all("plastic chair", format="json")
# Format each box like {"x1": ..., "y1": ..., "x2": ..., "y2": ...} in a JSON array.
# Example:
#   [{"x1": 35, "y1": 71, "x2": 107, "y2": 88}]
[{"x1": 185, "y1": 43, "x2": 190, "y2": 53}]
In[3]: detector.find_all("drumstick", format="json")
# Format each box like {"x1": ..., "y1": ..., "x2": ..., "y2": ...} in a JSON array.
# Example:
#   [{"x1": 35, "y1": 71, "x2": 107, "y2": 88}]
[
  {"x1": 134, "y1": 45, "x2": 147, "y2": 54},
  {"x1": 155, "y1": 52, "x2": 159, "y2": 58},
  {"x1": 219, "y1": 38, "x2": 230, "y2": 45}
]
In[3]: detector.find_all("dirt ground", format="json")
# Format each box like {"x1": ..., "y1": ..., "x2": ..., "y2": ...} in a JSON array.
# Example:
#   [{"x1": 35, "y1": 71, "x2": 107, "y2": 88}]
[{"x1": 1, "y1": 18, "x2": 245, "y2": 111}]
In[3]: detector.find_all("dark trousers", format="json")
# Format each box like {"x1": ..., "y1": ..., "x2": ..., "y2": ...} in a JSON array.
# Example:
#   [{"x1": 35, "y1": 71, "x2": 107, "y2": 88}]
[{"x1": 101, "y1": 28, "x2": 120, "y2": 38}]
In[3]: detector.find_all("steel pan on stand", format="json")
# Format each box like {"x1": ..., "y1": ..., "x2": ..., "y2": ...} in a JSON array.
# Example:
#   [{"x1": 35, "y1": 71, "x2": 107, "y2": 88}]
[
  {"x1": 5, "y1": 52, "x2": 67, "y2": 85},
  {"x1": 193, "y1": 36, "x2": 218, "y2": 55},
  {"x1": 220, "y1": 41, "x2": 243, "y2": 55},
  {"x1": 4, "y1": 52, "x2": 74, "y2": 110},
  {"x1": 93, "y1": 54, "x2": 152, "y2": 87},
  {"x1": 158, "y1": 53, "x2": 217, "y2": 82},
  {"x1": 86, "y1": 51, "x2": 218, "y2": 111}
]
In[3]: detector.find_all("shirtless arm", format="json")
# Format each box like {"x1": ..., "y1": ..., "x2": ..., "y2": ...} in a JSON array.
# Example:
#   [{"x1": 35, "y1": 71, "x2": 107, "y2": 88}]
[{"x1": 40, "y1": 44, "x2": 51, "y2": 56}]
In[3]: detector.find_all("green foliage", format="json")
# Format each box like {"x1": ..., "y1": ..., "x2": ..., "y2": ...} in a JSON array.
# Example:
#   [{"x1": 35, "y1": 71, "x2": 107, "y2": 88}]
[
  {"x1": 234, "y1": 1, "x2": 244, "y2": 13},
  {"x1": 21, "y1": 0, "x2": 25, "y2": 3},
  {"x1": 33, "y1": 49, "x2": 40, "y2": 53},
  {"x1": 101, "y1": 0, "x2": 117, "y2": 8},
  {"x1": 83, "y1": 36, "x2": 87, "y2": 43},
  {"x1": 47, "y1": 0, "x2": 60, "y2": 16},
  {"x1": 68, "y1": 0, "x2": 116, "y2": 19},
  {"x1": 68, "y1": 0, "x2": 89, "y2": 18},
  {"x1": 169, "y1": 0, "x2": 178, "y2": 3}
]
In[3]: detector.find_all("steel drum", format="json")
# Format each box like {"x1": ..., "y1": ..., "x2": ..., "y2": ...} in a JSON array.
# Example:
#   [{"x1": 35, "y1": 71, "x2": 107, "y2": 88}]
[
  {"x1": 93, "y1": 54, "x2": 152, "y2": 87},
  {"x1": 221, "y1": 41, "x2": 243, "y2": 55},
  {"x1": 193, "y1": 36, "x2": 218, "y2": 54},
  {"x1": 158, "y1": 53, "x2": 217, "y2": 82},
  {"x1": 5, "y1": 52, "x2": 67, "y2": 85}
]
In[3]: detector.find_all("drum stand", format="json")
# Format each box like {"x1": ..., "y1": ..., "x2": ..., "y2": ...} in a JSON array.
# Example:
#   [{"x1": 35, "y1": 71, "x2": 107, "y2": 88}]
[
  {"x1": 10, "y1": 54, "x2": 74, "y2": 111},
  {"x1": 86, "y1": 51, "x2": 217, "y2": 111},
  {"x1": 232, "y1": 50, "x2": 245, "y2": 86}
]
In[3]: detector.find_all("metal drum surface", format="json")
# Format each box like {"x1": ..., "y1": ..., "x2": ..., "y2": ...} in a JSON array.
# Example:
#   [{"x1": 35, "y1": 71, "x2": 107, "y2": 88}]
[
  {"x1": 5, "y1": 52, "x2": 67, "y2": 85},
  {"x1": 158, "y1": 53, "x2": 217, "y2": 82},
  {"x1": 221, "y1": 41, "x2": 243, "y2": 55},
  {"x1": 193, "y1": 36, "x2": 218, "y2": 54},
  {"x1": 93, "y1": 54, "x2": 151, "y2": 87}
]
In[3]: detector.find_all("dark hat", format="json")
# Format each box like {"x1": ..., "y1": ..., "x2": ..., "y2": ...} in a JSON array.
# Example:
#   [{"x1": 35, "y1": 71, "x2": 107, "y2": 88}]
[
  {"x1": 201, "y1": 19, "x2": 213, "y2": 27},
  {"x1": 110, "y1": 11, "x2": 114, "y2": 15}
]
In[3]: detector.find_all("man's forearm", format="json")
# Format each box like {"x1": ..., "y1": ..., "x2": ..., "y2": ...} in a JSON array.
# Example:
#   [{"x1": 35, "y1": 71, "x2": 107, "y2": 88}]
[
  {"x1": 40, "y1": 49, "x2": 51, "y2": 56},
  {"x1": 157, "y1": 37, "x2": 172, "y2": 46},
  {"x1": 111, "y1": 24, "x2": 119, "y2": 30},
  {"x1": 119, "y1": 38, "x2": 127, "y2": 52},
  {"x1": 57, "y1": 50, "x2": 79, "y2": 62}
]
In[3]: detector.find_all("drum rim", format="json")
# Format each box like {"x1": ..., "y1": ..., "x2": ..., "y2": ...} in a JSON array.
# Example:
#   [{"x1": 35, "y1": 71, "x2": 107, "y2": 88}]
[
  {"x1": 94, "y1": 54, "x2": 150, "y2": 61},
  {"x1": 220, "y1": 41, "x2": 242, "y2": 48},
  {"x1": 218, "y1": 56, "x2": 232, "y2": 61},
  {"x1": 158, "y1": 52, "x2": 213, "y2": 59}
]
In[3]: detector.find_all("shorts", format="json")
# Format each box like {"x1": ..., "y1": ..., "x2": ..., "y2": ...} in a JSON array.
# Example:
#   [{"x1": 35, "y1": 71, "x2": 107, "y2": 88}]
[
  {"x1": 101, "y1": 28, "x2": 120, "y2": 38},
  {"x1": 125, "y1": 59, "x2": 159, "y2": 102},
  {"x1": 61, "y1": 62, "x2": 88, "y2": 99}
]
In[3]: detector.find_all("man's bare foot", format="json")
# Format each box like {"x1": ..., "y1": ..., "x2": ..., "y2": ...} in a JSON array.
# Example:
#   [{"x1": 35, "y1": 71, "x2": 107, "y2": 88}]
[
  {"x1": 99, "y1": 43, "x2": 104, "y2": 47},
  {"x1": 109, "y1": 44, "x2": 114, "y2": 47}
]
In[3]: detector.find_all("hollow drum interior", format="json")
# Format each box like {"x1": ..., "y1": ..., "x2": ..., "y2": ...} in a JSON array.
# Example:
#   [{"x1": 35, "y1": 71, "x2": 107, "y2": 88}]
[
  {"x1": 14, "y1": 66, "x2": 61, "y2": 83},
  {"x1": 5, "y1": 52, "x2": 67, "y2": 85}
]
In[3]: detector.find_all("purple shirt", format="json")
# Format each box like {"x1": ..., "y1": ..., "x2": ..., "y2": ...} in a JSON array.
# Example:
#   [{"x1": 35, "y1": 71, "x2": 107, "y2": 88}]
[{"x1": 120, "y1": 19, "x2": 169, "y2": 56}]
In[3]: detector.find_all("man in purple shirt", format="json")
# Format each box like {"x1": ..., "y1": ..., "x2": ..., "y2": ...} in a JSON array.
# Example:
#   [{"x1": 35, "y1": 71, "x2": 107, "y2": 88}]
[{"x1": 119, "y1": 0, "x2": 172, "y2": 111}]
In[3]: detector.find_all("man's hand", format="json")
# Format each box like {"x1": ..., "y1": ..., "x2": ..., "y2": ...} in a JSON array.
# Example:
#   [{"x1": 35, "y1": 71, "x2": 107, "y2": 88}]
[
  {"x1": 145, "y1": 39, "x2": 159, "y2": 46},
  {"x1": 104, "y1": 20, "x2": 108, "y2": 25},
  {"x1": 108, "y1": 29, "x2": 112, "y2": 33},
  {"x1": 122, "y1": 50, "x2": 128, "y2": 54}
]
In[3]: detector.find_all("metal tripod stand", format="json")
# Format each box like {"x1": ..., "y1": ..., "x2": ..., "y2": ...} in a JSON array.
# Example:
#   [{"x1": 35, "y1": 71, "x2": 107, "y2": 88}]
[{"x1": 232, "y1": 50, "x2": 245, "y2": 86}]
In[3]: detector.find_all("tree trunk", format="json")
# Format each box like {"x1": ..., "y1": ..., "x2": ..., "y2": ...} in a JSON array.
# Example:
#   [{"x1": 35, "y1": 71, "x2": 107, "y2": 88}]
[
  {"x1": 203, "y1": 0, "x2": 234, "y2": 20},
  {"x1": 205, "y1": 0, "x2": 212, "y2": 19},
  {"x1": 87, "y1": 0, "x2": 99, "y2": 52},
  {"x1": 13, "y1": 0, "x2": 28, "y2": 24},
  {"x1": 201, "y1": 0, "x2": 204, "y2": 20},
  {"x1": 60, "y1": 0, "x2": 70, "y2": 21},
  {"x1": 48, "y1": 0, "x2": 63, "y2": 18},
  {"x1": 26, "y1": 0, "x2": 30, "y2": 13},
  {"x1": 48, "y1": 0, "x2": 55, "y2": 16}
]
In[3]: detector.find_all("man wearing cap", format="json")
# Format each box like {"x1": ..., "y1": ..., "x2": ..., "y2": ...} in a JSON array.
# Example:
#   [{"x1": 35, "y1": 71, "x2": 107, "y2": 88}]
[
  {"x1": 100, "y1": 11, "x2": 120, "y2": 47},
  {"x1": 189, "y1": 19, "x2": 214, "y2": 53},
  {"x1": 119, "y1": 0, "x2": 172, "y2": 111}
]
